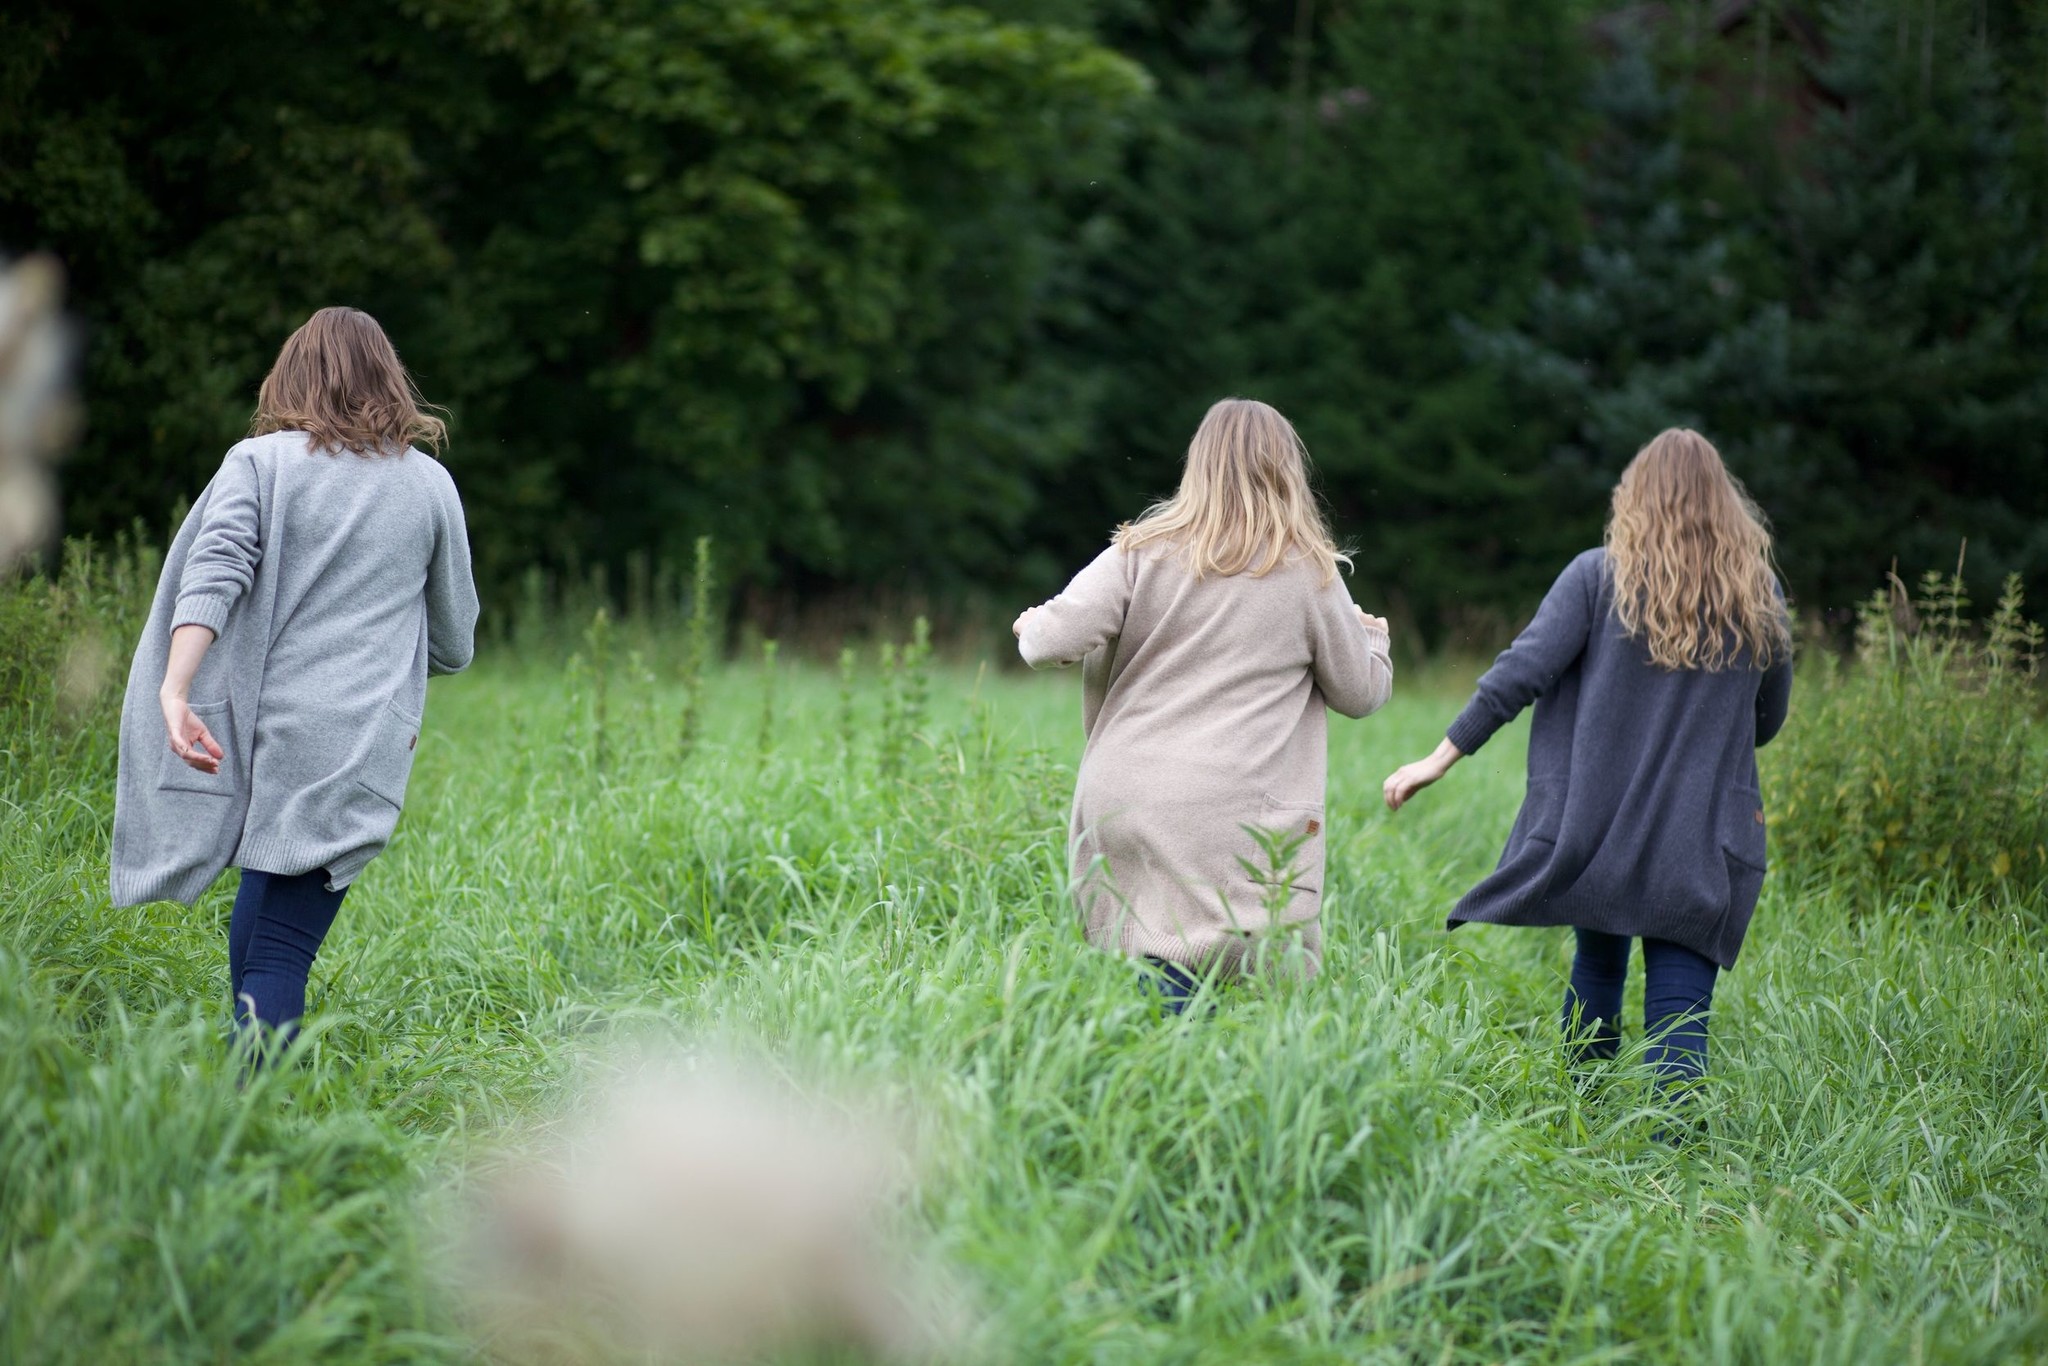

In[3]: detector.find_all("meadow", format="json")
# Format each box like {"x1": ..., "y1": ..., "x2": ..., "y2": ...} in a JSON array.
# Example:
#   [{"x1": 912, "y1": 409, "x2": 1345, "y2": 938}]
[{"x1": 4, "y1": 613, "x2": 2047, "y2": 1364}]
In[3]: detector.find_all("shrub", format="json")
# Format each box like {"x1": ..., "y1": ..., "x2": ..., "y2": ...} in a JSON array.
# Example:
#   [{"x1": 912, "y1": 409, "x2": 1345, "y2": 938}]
[{"x1": 1767, "y1": 560, "x2": 2048, "y2": 907}]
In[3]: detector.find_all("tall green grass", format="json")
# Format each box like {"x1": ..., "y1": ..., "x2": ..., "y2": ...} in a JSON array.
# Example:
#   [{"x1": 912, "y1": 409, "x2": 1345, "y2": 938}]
[{"x1": 2, "y1": 571, "x2": 2046, "y2": 1361}]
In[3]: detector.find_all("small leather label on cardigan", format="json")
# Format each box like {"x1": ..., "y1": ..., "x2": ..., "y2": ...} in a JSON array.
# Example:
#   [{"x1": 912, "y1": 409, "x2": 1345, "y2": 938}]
[{"x1": 1305, "y1": 819, "x2": 1321, "y2": 836}]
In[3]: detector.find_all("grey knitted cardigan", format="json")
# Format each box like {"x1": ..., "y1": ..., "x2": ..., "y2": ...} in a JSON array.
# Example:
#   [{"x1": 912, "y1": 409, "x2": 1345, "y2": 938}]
[
  {"x1": 112, "y1": 431, "x2": 478, "y2": 906},
  {"x1": 1019, "y1": 544, "x2": 1393, "y2": 976},
  {"x1": 1443, "y1": 548, "x2": 1792, "y2": 967}
]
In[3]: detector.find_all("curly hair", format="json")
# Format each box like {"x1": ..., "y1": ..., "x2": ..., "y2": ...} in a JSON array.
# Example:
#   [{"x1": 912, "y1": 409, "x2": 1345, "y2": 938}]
[{"x1": 1606, "y1": 428, "x2": 1790, "y2": 671}]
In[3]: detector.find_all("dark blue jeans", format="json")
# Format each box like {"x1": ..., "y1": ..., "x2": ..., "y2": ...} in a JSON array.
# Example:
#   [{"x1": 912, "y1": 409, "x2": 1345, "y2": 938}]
[
  {"x1": 1144, "y1": 957, "x2": 1205, "y2": 1016},
  {"x1": 230, "y1": 867, "x2": 346, "y2": 1035},
  {"x1": 1562, "y1": 929, "x2": 1719, "y2": 1084}
]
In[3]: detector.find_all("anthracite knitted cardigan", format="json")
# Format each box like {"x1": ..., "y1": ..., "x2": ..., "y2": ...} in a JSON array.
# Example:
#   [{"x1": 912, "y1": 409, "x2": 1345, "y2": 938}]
[{"x1": 1444, "y1": 548, "x2": 1792, "y2": 967}]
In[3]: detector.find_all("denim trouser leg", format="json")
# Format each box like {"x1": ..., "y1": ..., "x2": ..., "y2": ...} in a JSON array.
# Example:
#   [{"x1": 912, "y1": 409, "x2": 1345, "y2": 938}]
[
  {"x1": 1144, "y1": 957, "x2": 1203, "y2": 1016},
  {"x1": 1563, "y1": 928, "x2": 1629, "y2": 1063},
  {"x1": 1640, "y1": 936, "x2": 1718, "y2": 1085},
  {"x1": 1563, "y1": 929, "x2": 1719, "y2": 1085},
  {"x1": 230, "y1": 867, "x2": 346, "y2": 1034}
]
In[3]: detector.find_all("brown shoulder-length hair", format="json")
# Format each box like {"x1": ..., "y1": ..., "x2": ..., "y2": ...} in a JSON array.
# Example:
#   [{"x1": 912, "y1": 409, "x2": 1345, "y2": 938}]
[
  {"x1": 249, "y1": 307, "x2": 446, "y2": 455},
  {"x1": 1605, "y1": 428, "x2": 1790, "y2": 671}
]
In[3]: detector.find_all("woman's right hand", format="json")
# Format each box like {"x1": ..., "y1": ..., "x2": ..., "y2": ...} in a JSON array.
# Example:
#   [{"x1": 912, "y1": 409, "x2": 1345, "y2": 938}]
[
  {"x1": 161, "y1": 695, "x2": 224, "y2": 774},
  {"x1": 159, "y1": 623, "x2": 223, "y2": 773},
  {"x1": 1357, "y1": 606, "x2": 1389, "y2": 635},
  {"x1": 1382, "y1": 738, "x2": 1463, "y2": 812}
]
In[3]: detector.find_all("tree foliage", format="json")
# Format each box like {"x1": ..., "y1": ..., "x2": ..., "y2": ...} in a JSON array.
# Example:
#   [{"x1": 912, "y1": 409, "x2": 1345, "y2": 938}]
[
  {"x1": 1, "y1": 0, "x2": 1146, "y2": 592},
  {"x1": 5, "y1": 0, "x2": 2047, "y2": 633}
]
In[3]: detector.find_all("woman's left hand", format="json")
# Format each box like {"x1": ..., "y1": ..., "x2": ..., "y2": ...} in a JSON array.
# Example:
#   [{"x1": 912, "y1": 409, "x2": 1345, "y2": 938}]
[{"x1": 1012, "y1": 606, "x2": 1037, "y2": 639}]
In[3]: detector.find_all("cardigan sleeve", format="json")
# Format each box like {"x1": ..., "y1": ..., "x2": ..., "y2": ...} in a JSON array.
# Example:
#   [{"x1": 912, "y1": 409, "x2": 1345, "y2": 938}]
[
  {"x1": 425, "y1": 466, "x2": 480, "y2": 676},
  {"x1": 1018, "y1": 544, "x2": 1132, "y2": 669},
  {"x1": 1445, "y1": 551, "x2": 1598, "y2": 754},
  {"x1": 1307, "y1": 574, "x2": 1393, "y2": 719},
  {"x1": 1755, "y1": 651, "x2": 1792, "y2": 746},
  {"x1": 172, "y1": 449, "x2": 263, "y2": 638}
]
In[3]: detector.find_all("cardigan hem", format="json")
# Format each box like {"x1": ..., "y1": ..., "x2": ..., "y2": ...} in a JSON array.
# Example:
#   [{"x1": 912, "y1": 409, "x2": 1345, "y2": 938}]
[
  {"x1": 1105, "y1": 919, "x2": 1323, "y2": 980},
  {"x1": 235, "y1": 831, "x2": 371, "y2": 891},
  {"x1": 1445, "y1": 901, "x2": 1745, "y2": 971},
  {"x1": 109, "y1": 866, "x2": 225, "y2": 909}
]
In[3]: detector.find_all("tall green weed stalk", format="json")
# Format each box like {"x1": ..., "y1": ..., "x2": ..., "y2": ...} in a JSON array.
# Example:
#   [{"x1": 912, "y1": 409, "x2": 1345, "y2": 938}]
[
  {"x1": 679, "y1": 537, "x2": 715, "y2": 761},
  {"x1": 584, "y1": 606, "x2": 613, "y2": 774},
  {"x1": 758, "y1": 638, "x2": 779, "y2": 760},
  {"x1": 836, "y1": 646, "x2": 858, "y2": 765},
  {"x1": 1767, "y1": 557, "x2": 2047, "y2": 907},
  {"x1": 902, "y1": 615, "x2": 932, "y2": 740},
  {"x1": 877, "y1": 641, "x2": 902, "y2": 778}
]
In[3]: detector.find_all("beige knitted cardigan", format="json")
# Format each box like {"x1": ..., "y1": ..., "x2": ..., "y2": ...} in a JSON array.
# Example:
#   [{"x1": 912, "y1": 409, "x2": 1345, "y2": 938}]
[{"x1": 1018, "y1": 543, "x2": 1392, "y2": 976}]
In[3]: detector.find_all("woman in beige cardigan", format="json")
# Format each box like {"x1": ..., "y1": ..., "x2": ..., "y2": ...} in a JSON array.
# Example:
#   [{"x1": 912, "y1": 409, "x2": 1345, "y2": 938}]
[{"x1": 1015, "y1": 398, "x2": 1393, "y2": 1009}]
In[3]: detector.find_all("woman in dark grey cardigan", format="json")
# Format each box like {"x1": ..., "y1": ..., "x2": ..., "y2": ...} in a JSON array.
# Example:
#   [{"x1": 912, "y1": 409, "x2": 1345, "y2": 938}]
[{"x1": 1382, "y1": 429, "x2": 1791, "y2": 1091}]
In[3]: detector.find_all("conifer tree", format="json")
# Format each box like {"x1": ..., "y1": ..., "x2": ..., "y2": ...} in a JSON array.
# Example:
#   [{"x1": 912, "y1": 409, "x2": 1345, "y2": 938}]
[{"x1": 1768, "y1": 0, "x2": 2048, "y2": 610}]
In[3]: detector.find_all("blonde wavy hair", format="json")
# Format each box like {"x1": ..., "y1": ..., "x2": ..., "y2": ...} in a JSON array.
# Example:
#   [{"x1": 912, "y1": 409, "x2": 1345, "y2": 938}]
[
  {"x1": 1606, "y1": 428, "x2": 1789, "y2": 671},
  {"x1": 1115, "y1": 398, "x2": 1349, "y2": 584},
  {"x1": 250, "y1": 307, "x2": 446, "y2": 456}
]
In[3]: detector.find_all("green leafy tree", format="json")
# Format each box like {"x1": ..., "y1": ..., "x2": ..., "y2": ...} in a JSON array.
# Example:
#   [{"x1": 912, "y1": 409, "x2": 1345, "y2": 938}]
[
  {"x1": 1038, "y1": 2, "x2": 1305, "y2": 572},
  {"x1": 0, "y1": 0, "x2": 1146, "y2": 597}
]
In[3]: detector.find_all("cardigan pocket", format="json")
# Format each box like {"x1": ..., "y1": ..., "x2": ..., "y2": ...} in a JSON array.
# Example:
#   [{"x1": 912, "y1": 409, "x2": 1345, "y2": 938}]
[
  {"x1": 1722, "y1": 784, "x2": 1768, "y2": 872},
  {"x1": 1513, "y1": 776, "x2": 1565, "y2": 847},
  {"x1": 1723, "y1": 850, "x2": 1766, "y2": 924},
  {"x1": 1249, "y1": 794, "x2": 1325, "y2": 906},
  {"x1": 155, "y1": 699, "x2": 239, "y2": 797},
  {"x1": 356, "y1": 700, "x2": 422, "y2": 809}
]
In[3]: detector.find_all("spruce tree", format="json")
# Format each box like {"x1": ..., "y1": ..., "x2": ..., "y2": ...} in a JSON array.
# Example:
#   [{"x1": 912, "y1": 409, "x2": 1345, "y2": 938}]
[
  {"x1": 1768, "y1": 0, "x2": 2048, "y2": 612},
  {"x1": 1467, "y1": 16, "x2": 1792, "y2": 571}
]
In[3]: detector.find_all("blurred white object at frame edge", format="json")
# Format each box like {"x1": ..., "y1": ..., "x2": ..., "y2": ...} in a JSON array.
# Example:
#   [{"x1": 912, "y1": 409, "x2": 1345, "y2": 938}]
[{"x1": 0, "y1": 253, "x2": 79, "y2": 570}]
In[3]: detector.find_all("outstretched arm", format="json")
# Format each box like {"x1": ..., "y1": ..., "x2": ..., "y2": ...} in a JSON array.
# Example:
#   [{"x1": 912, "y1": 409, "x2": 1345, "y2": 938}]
[
  {"x1": 1381, "y1": 553, "x2": 1598, "y2": 812},
  {"x1": 1016, "y1": 545, "x2": 1133, "y2": 670},
  {"x1": 1443, "y1": 553, "x2": 1598, "y2": 755}
]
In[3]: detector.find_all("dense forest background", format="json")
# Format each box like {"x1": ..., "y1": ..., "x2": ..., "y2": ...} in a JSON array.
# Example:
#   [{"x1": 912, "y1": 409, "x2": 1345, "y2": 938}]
[{"x1": 4, "y1": 0, "x2": 2045, "y2": 642}]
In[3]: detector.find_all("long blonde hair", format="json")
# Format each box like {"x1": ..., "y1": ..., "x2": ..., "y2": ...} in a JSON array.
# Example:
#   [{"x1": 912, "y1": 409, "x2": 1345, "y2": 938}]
[
  {"x1": 250, "y1": 306, "x2": 446, "y2": 456},
  {"x1": 1115, "y1": 398, "x2": 1349, "y2": 584},
  {"x1": 1606, "y1": 428, "x2": 1789, "y2": 670}
]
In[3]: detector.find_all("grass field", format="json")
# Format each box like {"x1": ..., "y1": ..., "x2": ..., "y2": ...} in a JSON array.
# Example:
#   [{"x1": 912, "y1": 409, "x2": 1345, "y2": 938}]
[{"x1": 4, "y1": 645, "x2": 2047, "y2": 1364}]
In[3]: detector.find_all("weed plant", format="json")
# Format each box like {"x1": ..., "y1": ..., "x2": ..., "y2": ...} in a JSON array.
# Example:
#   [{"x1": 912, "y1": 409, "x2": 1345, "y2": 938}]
[
  {"x1": 1767, "y1": 559, "x2": 2048, "y2": 908},
  {"x1": 1, "y1": 552, "x2": 2045, "y2": 1363}
]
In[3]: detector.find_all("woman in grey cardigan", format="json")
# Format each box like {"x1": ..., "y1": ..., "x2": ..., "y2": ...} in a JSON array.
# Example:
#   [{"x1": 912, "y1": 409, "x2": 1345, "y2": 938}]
[
  {"x1": 1016, "y1": 399, "x2": 1394, "y2": 1005},
  {"x1": 112, "y1": 307, "x2": 478, "y2": 1036},
  {"x1": 1382, "y1": 429, "x2": 1791, "y2": 1092}
]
